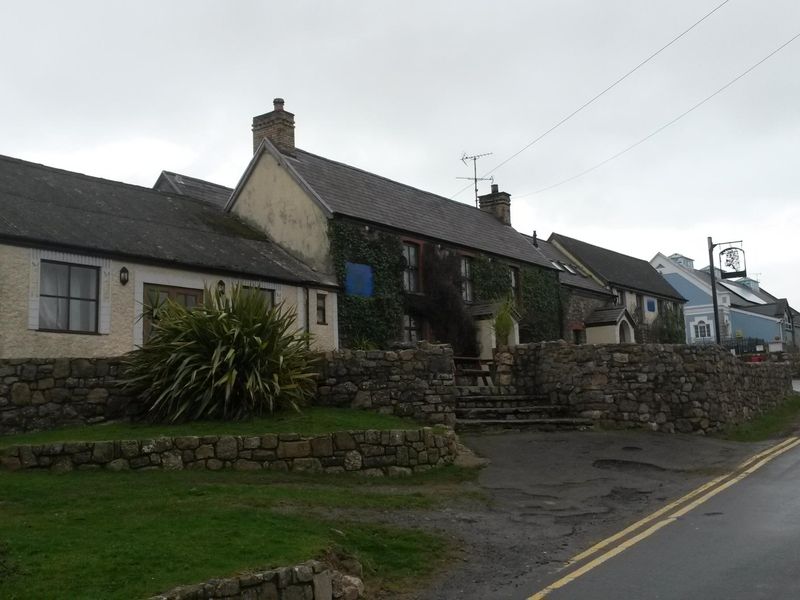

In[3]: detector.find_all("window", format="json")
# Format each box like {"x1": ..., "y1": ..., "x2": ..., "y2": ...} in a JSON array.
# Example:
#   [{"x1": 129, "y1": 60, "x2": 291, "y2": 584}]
[
  {"x1": 460, "y1": 256, "x2": 474, "y2": 302},
  {"x1": 243, "y1": 286, "x2": 276, "y2": 309},
  {"x1": 403, "y1": 314, "x2": 422, "y2": 343},
  {"x1": 39, "y1": 260, "x2": 99, "y2": 333},
  {"x1": 316, "y1": 293, "x2": 327, "y2": 325},
  {"x1": 402, "y1": 243, "x2": 420, "y2": 292},
  {"x1": 510, "y1": 267, "x2": 519, "y2": 300},
  {"x1": 562, "y1": 264, "x2": 577, "y2": 274},
  {"x1": 143, "y1": 284, "x2": 203, "y2": 339},
  {"x1": 694, "y1": 320, "x2": 711, "y2": 339}
]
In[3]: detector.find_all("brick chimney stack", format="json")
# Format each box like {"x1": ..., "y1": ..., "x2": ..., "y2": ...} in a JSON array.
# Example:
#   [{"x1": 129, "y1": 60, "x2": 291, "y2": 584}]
[
  {"x1": 252, "y1": 98, "x2": 295, "y2": 155},
  {"x1": 478, "y1": 183, "x2": 511, "y2": 226}
]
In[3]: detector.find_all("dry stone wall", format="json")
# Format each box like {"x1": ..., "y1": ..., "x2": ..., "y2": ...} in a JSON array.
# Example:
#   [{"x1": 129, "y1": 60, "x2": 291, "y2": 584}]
[
  {"x1": 315, "y1": 342, "x2": 456, "y2": 426},
  {"x1": 149, "y1": 560, "x2": 358, "y2": 600},
  {"x1": 1, "y1": 427, "x2": 457, "y2": 475},
  {"x1": 495, "y1": 341, "x2": 792, "y2": 434},
  {"x1": 0, "y1": 358, "x2": 139, "y2": 434}
]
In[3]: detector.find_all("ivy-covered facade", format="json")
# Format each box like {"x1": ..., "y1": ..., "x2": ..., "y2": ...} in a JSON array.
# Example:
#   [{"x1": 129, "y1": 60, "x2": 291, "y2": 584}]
[{"x1": 328, "y1": 217, "x2": 563, "y2": 353}]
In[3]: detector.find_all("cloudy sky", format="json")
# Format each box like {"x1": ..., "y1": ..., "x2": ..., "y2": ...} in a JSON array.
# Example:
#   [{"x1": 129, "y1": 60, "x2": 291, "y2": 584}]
[{"x1": 2, "y1": 1, "x2": 798, "y2": 301}]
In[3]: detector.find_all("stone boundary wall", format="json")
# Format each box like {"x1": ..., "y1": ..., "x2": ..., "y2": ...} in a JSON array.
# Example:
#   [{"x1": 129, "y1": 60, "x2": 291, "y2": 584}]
[
  {"x1": 149, "y1": 560, "x2": 362, "y2": 600},
  {"x1": 0, "y1": 358, "x2": 139, "y2": 435},
  {"x1": 315, "y1": 342, "x2": 456, "y2": 426},
  {"x1": 495, "y1": 342, "x2": 793, "y2": 434},
  {"x1": 0, "y1": 427, "x2": 457, "y2": 475}
]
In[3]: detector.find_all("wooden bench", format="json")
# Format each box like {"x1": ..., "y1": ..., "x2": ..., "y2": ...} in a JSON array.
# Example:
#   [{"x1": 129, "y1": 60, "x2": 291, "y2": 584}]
[{"x1": 454, "y1": 356, "x2": 494, "y2": 386}]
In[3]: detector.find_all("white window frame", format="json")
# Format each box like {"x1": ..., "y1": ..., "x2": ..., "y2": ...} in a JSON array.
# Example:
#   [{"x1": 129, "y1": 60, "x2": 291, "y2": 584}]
[{"x1": 29, "y1": 249, "x2": 112, "y2": 334}]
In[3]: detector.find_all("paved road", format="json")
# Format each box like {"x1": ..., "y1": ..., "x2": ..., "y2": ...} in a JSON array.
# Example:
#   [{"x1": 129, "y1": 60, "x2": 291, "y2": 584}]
[
  {"x1": 542, "y1": 439, "x2": 800, "y2": 600},
  {"x1": 406, "y1": 431, "x2": 764, "y2": 600}
]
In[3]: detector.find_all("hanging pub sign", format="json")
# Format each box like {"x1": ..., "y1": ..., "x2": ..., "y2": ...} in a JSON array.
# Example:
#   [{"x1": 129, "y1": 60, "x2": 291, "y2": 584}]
[{"x1": 718, "y1": 246, "x2": 747, "y2": 279}]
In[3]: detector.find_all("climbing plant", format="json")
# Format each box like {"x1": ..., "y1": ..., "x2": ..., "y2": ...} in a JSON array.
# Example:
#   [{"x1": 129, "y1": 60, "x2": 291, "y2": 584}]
[
  {"x1": 406, "y1": 244, "x2": 478, "y2": 355},
  {"x1": 472, "y1": 255, "x2": 512, "y2": 302},
  {"x1": 329, "y1": 220, "x2": 405, "y2": 349},
  {"x1": 643, "y1": 304, "x2": 686, "y2": 343},
  {"x1": 518, "y1": 266, "x2": 563, "y2": 343}
]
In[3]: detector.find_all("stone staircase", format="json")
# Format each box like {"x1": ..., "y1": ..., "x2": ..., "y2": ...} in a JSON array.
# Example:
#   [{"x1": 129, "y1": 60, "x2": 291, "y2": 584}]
[{"x1": 454, "y1": 385, "x2": 594, "y2": 432}]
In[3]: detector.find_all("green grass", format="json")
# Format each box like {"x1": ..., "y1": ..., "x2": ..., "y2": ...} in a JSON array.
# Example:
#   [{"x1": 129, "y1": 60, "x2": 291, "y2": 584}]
[
  {"x1": 723, "y1": 394, "x2": 800, "y2": 442},
  {"x1": 0, "y1": 467, "x2": 476, "y2": 599},
  {"x1": 0, "y1": 407, "x2": 422, "y2": 448}
]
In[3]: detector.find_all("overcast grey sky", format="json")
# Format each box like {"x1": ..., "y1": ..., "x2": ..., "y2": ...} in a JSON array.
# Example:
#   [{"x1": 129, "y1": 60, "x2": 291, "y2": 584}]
[{"x1": 2, "y1": 1, "x2": 798, "y2": 301}]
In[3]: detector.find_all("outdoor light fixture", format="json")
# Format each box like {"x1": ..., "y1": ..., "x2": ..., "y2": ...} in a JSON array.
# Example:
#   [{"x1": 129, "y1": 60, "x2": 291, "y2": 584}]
[
  {"x1": 217, "y1": 280, "x2": 226, "y2": 295},
  {"x1": 119, "y1": 267, "x2": 129, "y2": 286}
]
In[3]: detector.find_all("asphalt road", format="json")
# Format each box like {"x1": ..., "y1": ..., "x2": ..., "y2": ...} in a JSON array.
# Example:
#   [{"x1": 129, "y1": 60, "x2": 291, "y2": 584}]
[
  {"x1": 406, "y1": 430, "x2": 765, "y2": 600},
  {"x1": 542, "y1": 439, "x2": 800, "y2": 600}
]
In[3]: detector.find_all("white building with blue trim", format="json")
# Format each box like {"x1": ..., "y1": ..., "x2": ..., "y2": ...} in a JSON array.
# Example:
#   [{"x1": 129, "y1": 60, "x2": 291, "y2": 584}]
[{"x1": 651, "y1": 252, "x2": 797, "y2": 350}]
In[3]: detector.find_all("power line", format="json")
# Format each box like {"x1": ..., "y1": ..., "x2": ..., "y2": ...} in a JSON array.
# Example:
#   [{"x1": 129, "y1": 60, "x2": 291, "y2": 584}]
[
  {"x1": 517, "y1": 30, "x2": 800, "y2": 197},
  {"x1": 451, "y1": 0, "x2": 732, "y2": 199}
]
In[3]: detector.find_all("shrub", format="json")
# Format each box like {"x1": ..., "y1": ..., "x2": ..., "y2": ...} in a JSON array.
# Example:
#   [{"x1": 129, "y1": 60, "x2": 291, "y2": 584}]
[
  {"x1": 123, "y1": 285, "x2": 317, "y2": 422},
  {"x1": 493, "y1": 299, "x2": 514, "y2": 347}
]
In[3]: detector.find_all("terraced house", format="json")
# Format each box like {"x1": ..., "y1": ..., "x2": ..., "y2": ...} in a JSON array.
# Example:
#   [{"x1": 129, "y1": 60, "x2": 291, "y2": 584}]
[{"x1": 157, "y1": 99, "x2": 564, "y2": 358}]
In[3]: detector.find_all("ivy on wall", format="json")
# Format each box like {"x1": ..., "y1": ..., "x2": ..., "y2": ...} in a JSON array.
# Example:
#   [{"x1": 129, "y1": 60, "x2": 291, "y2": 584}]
[
  {"x1": 640, "y1": 305, "x2": 686, "y2": 343},
  {"x1": 406, "y1": 244, "x2": 478, "y2": 356},
  {"x1": 518, "y1": 266, "x2": 563, "y2": 343},
  {"x1": 329, "y1": 220, "x2": 405, "y2": 349},
  {"x1": 472, "y1": 255, "x2": 511, "y2": 302}
]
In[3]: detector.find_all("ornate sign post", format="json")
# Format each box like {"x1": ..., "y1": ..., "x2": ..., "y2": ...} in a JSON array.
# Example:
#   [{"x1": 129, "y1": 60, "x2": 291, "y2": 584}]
[{"x1": 707, "y1": 238, "x2": 746, "y2": 344}]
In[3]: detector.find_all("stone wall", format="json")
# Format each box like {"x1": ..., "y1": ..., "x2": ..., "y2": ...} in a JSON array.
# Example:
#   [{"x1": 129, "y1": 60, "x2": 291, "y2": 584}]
[
  {"x1": 0, "y1": 357, "x2": 139, "y2": 434},
  {"x1": 563, "y1": 292, "x2": 609, "y2": 341},
  {"x1": 315, "y1": 342, "x2": 456, "y2": 426},
  {"x1": 150, "y1": 560, "x2": 362, "y2": 600},
  {"x1": 1, "y1": 427, "x2": 457, "y2": 475},
  {"x1": 495, "y1": 341, "x2": 792, "y2": 434}
]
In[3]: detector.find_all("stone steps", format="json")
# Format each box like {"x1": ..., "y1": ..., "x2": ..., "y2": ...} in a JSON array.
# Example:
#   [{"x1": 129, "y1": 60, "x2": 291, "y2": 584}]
[
  {"x1": 454, "y1": 385, "x2": 591, "y2": 432},
  {"x1": 455, "y1": 405, "x2": 566, "y2": 420},
  {"x1": 456, "y1": 395, "x2": 549, "y2": 409},
  {"x1": 455, "y1": 417, "x2": 594, "y2": 432}
]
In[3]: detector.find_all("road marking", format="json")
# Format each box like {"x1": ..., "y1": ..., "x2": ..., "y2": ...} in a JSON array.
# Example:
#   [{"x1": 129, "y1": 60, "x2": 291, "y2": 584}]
[
  {"x1": 563, "y1": 436, "x2": 797, "y2": 567},
  {"x1": 527, "y1": 436, "x2": 800, "y2": 600}
]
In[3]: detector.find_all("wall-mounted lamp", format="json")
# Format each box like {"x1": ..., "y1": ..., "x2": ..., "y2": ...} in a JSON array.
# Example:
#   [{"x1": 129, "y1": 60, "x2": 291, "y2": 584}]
[
  {"x1": 217, "y1": 280, "x2": 226, "y2": 295},
  {"x1": 119, "y1": 267, "x2": 129, "y2": 286}
]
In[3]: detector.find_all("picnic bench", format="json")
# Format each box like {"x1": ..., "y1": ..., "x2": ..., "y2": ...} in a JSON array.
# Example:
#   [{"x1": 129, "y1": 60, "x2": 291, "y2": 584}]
[{"x1": 453, "y1": 355, "x2": 494, "y2": 386}]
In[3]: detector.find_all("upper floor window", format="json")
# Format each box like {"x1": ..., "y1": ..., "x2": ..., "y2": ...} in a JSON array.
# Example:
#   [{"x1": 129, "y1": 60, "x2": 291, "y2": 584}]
[
  {"x1": 694, "y1": 320, "x2": 711, "y2": 339},
  {"x1": 461, "y1": 256, "x2": 474, "y2": 302},
  {"x1": 39, "y1": 260, "x2": 99, "y2": 333},
  {"x1": 403, "y1": 243, "x2": 420, "y2": 292},
  {"x1": 510, "y1": 267, "x2": 519, "y2": 300}
]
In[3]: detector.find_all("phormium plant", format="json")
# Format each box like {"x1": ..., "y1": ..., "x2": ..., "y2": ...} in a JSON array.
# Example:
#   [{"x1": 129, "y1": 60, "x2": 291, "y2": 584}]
[{"x1": 123, "y1": 285, "x2": 317, "y2": 422}]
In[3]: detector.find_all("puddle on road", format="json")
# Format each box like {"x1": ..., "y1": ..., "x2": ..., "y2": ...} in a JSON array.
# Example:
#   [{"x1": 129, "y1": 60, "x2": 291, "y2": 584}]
[{"x1": 592, "y1": 458, "x2": 672, "y2": 473}]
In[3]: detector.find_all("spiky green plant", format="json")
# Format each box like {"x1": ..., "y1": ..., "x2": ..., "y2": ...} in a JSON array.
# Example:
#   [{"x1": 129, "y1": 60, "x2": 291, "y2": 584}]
[{"x1": 123, "y1": 285, "x2": 317, "y2": 422}]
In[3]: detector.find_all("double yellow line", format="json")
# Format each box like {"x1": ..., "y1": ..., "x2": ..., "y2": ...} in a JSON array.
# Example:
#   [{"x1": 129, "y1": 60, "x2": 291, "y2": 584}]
[{"x1": 527, "y1": 436, "x2": 800, "y2": 600}]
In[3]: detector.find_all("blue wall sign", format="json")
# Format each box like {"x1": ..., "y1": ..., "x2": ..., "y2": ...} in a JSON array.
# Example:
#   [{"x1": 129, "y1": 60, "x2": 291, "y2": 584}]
[{"x1": 345, "y1": 262, "x2": 374, "y2": 297}]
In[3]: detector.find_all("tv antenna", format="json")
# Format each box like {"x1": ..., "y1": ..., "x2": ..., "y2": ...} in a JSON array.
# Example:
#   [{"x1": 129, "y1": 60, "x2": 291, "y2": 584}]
[{"x1": 457, "y1": 152, "x2": 493, "y2": 207}]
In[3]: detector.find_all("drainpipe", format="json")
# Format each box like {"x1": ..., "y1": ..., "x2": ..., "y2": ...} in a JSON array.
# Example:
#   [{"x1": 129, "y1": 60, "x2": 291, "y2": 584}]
[{"x1": 304, "y1": 287, "x2": 311, "y2": 348}]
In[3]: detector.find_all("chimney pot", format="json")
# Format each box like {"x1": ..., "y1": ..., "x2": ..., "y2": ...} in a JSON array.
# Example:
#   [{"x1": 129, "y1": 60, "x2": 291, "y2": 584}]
[
  {"x1": 273, "y1": 98, "x2": 285, "y2": 111},
  {"x1": 491, "y1": 183, "x2": 499, "y2": 193}
]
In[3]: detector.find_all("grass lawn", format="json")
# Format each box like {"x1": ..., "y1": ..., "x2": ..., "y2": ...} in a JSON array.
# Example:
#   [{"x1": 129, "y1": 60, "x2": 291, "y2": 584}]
[
  {"x1": 723, "y1": 393, "x2": 800, "y2": 442},
  {"x1": 0, "y1": 407, "x2": 423, "y2": 448},
  {"x1": 0, "y1": 466, "x2": 477, "y2": 599}
]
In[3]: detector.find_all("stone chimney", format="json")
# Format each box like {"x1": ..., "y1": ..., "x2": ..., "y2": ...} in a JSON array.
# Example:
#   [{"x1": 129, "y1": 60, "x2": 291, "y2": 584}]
[
  {"x1": 252, "y1": 98, "x2": 295, "y2": 155},
  {"x1": 478, "y1": 184, "x2": 511, "y2": 226}
]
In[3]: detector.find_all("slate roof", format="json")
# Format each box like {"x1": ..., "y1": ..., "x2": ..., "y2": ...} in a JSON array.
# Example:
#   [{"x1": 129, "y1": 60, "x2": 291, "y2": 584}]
[
  {"x1": 0, "y1": 154, "x2": 332, "y2": 286},
  {"x1": 279, "y1": 148, "x2": 555, "y2": 270},
  {"x1": 550, "y1": 233, "x2": 685, "y2": 301},
  {"x1": 154, "y1": 170, "x2": 233, "y2": 208},
  {"x1": 585, "y1": 306, "x2": 630, "y2": 326},
  {"x1": 521, "y1": 234, "x2": 613, "y2": 296}
]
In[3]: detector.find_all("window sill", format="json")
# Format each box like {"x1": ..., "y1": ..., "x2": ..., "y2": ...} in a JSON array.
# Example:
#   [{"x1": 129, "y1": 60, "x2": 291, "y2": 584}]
[{"x1": 37, "y1": 329, "x2": 102, "y2": 336}]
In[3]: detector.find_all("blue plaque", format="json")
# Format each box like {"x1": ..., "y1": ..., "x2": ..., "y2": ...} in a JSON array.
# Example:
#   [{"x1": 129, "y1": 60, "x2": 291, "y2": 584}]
[{"x1": 345, "y1": 262, "x2": 374, "y2": 297}]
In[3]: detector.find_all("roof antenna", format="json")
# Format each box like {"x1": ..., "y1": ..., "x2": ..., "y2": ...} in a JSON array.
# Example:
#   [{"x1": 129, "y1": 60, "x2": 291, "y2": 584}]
[{"x1": 456, "y1": 152, "x2": 493, "y2": 207}]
